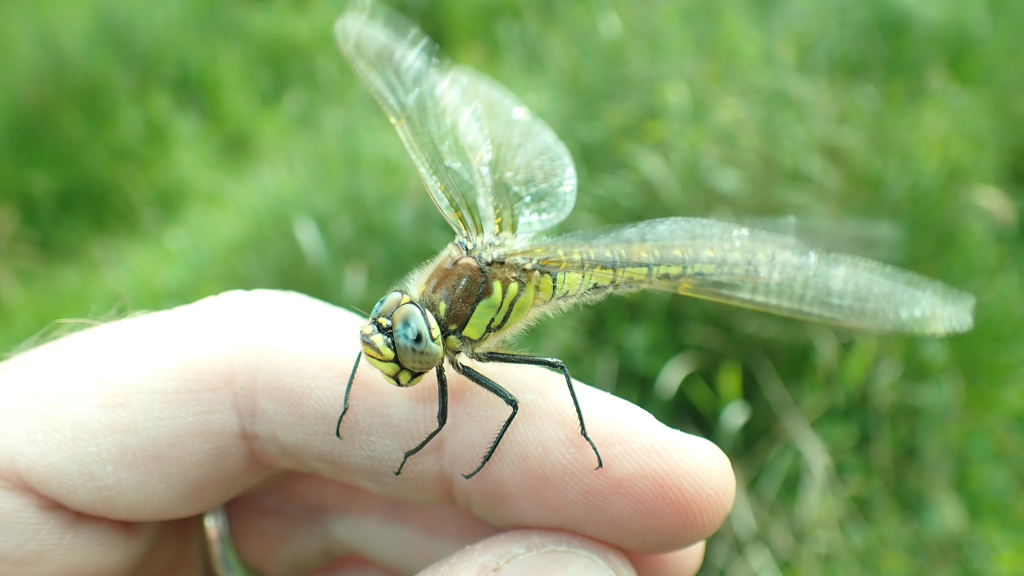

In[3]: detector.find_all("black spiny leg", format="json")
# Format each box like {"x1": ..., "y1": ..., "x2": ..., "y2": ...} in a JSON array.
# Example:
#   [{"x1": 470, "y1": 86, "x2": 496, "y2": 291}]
[
  {"x1": 475, "y1": 352, "x2": 602, "y2": 471},
  {"x1": 336, "y1": 351, "x2": 362, "y2": 440},
  {"x1": 452, "y1": 361, "x2": 519, "y2": 479},
  {"x1": 395, "y1": 364, "x2": 449, "y2": 475}
]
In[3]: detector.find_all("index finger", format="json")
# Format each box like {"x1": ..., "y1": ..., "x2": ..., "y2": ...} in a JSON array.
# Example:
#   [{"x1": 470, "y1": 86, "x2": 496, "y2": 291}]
[{"x1": 0, "y1": 289, "x2": 734, "y2": 553}]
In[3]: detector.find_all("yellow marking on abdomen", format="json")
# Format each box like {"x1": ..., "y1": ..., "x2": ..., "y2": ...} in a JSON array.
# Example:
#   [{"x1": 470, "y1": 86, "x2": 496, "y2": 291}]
[
  {"x1": 620, "y1": 266, "x2": 651, "y2": 283},
  {"x1": 557, "y1": 272, "x2": 584, "y2": 298},
  {"x1": 650, "y1": 264, "x2": 686, "y2": 281},
  {"x1": 590, "y1": 266, "x2": 614, "y2": 287},
  {"x1": 536, "y1": 273, "x2": 555, "y2": 303}
]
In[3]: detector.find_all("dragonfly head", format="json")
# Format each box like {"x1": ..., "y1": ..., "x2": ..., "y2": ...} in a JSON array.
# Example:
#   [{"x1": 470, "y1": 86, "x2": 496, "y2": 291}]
[{"x1": 359, "y1": 291, "x2": 443, "y2": 387}]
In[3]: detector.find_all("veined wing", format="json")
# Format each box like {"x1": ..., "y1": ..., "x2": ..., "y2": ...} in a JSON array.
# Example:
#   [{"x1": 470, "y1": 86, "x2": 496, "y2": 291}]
[
  {"x1": 501, "y1": 217, "x2": 975, "y2": 335},
  {"x1": 334, "y1": 1, "x2": 577, "y2": 242}
]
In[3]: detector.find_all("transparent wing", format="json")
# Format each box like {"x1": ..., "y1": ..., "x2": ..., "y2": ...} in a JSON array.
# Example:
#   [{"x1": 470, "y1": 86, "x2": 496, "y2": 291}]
[
  {"x1": 334, "y1": 1, "x2": 577, "y2": 242},
  {"x1": 501, "y1": 217, "x2": 975, "y2": 335},
  {"x1": 458, "y1": 67, "x2": 578, "y2": 238}
]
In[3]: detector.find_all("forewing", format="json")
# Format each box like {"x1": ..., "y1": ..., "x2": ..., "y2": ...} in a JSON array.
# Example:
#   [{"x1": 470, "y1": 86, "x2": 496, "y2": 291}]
[
  {"x1": 335, "y1": 2, "x2": 576, "y2": 241},
  {"x1": 457, "y1": 67, "x2": 577, "y2": 237},
  {"x1": 502, "y1": 217, "x2": 975, "y2": 335}
]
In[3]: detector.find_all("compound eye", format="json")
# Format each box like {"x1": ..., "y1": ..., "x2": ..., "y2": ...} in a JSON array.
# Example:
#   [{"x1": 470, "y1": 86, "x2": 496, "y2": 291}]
[
  {"x1": 371, "y1": 291, "x2": 406, "y2": 319},
  {"x1": 392, "y1": 303, "x2": 443, "y2": 372}
]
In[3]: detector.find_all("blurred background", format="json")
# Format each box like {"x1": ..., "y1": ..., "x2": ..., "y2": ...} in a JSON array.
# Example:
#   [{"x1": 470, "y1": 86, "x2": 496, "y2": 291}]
[{"x1": 1, "y1": 0, "x2": 1021, "y2": 573}]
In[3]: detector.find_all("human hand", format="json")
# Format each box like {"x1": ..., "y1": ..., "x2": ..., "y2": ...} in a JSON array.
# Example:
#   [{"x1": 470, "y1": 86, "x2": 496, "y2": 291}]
[{"x1": 0, "y1": 290, "x2": 735, "y2": 575}]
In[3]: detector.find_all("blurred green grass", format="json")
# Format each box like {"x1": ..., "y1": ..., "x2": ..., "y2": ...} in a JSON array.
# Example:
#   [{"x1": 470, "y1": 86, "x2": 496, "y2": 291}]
[{"x1": 1, "y1": 0, "x2": 1021, "y2": 573}]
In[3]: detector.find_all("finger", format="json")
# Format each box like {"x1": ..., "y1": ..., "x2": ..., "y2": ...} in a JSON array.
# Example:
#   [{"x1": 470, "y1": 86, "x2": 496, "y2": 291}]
[
  {"x1": 222, "y1": 475, "x2": 706, "y2": 576},
  {"x1": 0, "y1": 483, "x2": 206, "y2": 576},
  {"x1": 0, "y1": 289, "x2": 733, "y2": 553},
  {"x1": 221, "y1": 474, "x2": 498, "y2": 575},
  {"x1": 330, "y1": 307, "x2": 735, "y2": 552},
  {"x1": 230, "y1": 491, "x2": 637, "y2": 576},
  {"x1": 626, "y1": 542, "x2": 706, "y2": 576},
  {"x1": 417, "y1": 359, "x2": 734, "y2": 552},
  {"x1": 416, "y1": 530, "x2": 636, "y2": 576}
]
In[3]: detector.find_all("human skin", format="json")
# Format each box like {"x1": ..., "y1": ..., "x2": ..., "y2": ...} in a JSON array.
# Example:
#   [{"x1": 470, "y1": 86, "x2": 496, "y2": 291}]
[{"x1": 0, "y1": 290, "x2": 735, "y2": 575}]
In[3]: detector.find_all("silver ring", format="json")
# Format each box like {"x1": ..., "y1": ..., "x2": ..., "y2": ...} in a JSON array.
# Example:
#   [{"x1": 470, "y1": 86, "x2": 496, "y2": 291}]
[{"x1": 203, "y1": 507, "x2": 259, "y2": 576}]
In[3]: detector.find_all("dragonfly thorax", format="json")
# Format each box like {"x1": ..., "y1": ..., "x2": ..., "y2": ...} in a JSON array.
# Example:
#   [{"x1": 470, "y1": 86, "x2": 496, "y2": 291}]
[{"x1": 359, "y1": 291, "x2": 443, "y2": 387}]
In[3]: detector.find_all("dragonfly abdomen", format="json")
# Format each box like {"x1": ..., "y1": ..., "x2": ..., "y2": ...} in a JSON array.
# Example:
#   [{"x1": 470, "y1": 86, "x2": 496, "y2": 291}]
[{"x1": 528, "y1": 246, "x2": 735, "y2": 294}]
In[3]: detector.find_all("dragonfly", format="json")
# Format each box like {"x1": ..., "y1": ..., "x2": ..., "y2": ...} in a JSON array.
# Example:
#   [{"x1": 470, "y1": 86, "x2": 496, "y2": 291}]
[{"x1": 332, "y1": 0, "x2": 975, "y2": 480}]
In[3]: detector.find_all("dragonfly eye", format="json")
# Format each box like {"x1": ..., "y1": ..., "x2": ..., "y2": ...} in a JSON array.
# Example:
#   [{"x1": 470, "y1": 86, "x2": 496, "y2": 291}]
[
  {"x1": 392, "y1": 303, "x2": 443, "y2": 372},
  {"x1": 371, "y1": 291, "x2": 406, "y2": 319}
]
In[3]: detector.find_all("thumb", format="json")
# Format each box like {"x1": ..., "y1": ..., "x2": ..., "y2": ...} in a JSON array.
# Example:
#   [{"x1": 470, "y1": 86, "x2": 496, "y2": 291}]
[{"x1": 419, "y1": 530, "x2": 632, "y2": 576}]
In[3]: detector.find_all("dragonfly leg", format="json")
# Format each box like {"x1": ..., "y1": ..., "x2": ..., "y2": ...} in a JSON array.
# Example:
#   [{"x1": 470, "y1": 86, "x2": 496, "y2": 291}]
[
  {"x1": 395, "y1": 364, "x2": 449, "y2": 475},
  {"x1": 475, "y1": 352, "x2": 603, "y2": 471},
  {"x1": 452, "y1": 361, "x2": 519, "y2": 479},
  {"x1": 336, "y1": 351, "x2": 362, "y2": 440}
]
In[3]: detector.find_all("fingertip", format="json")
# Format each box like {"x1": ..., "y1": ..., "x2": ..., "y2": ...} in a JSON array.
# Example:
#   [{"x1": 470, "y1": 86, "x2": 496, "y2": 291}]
[
  {"x1": 683, "y1": 435, "x2": 737, "y2": 534},
  {"x1": 589, "y1": 391, "x2": 735, "y2": 542},
  {"x1": 628, "y1": 541, "x2": 706, "y2": 576},
  {"x1": 619, "y1": 423, "x2": 735, "y2": 548}
]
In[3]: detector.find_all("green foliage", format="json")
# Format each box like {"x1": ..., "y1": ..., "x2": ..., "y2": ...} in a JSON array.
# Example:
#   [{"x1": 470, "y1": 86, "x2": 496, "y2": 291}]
[{"x1": 1, "y1": 0, "x2": 1021, "y2": 573}]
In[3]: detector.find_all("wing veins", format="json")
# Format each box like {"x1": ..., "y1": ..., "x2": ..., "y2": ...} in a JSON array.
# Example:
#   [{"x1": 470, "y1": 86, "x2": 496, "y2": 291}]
[{"x1": 500, "y1": 217, "x2": 974, "y2": 335}]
